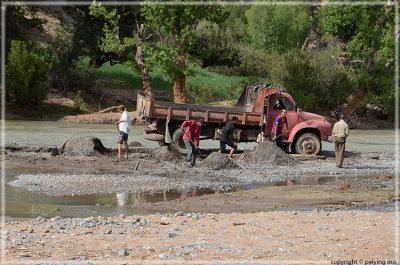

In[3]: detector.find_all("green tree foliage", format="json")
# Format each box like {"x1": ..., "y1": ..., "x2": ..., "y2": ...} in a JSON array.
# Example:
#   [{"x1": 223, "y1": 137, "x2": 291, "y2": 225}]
[
  {"x1": 190, "y1": 20, "x2": 240, "y2": 68},
  {"x1": 89, "y1": 2, "x2": 153, "y2": 97},
  {"x1": 6, "y1": 40, "x2": 51, "y2": 107},
  {"x1": 322, "y1": 4, "x2": 395, "y2": 116},
  {"x1": 141, "y1": 0, "x2": 228, "y2": 103},
  {"x1": 277, "y1": 48, "x2": 355, "y2": 111},
  {"x1": 245, "y1": 3, "x2": 312, "y2": 53}
]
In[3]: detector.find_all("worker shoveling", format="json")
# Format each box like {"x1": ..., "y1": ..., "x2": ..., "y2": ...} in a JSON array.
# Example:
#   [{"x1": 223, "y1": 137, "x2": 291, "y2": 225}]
[
  {"x1": 239, "y1": 141, "x2": 298, "y2": 167},
  {"x1": 62, "y1": 136, "x2": 110, "y2": 157}
]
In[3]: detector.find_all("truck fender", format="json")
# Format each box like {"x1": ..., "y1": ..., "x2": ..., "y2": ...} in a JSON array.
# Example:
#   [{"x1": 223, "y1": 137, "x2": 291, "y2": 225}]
[{"x1": 288, "y1": 121, "x2": 324, "y2": 143}]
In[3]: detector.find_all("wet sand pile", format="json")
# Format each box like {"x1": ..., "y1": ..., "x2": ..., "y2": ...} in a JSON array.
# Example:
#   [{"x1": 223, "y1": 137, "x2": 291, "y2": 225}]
[
  {"x1": 150, "y1": 146, "x2": 183, "y2": 162},
  {"x1": 239, "y1": 141, "x2": 297, "y2": 167},
  {"x1": 62, "y1": 136, "x2": 110, "y2": 156},
  {"x1": 200, "y1": 152, "x2": 239, "y2": 170}
]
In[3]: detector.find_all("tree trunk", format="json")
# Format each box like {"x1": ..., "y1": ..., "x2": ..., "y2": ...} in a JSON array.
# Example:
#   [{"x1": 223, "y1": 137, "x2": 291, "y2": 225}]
[
  {"x1": 173, "y1": 74, "x2": 187, "y2": 103},
  {"x1": 173, "y1": 46, "x2": 187, "y2": 103},
  {"x1": 135, "y1": 24, "x2": 152, "y2": 98}
]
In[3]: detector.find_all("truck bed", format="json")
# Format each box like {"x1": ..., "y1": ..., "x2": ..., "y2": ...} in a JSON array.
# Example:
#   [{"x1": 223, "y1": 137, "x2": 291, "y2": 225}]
[{"x1": 137, "y1": 93, "x2": 264, "y2": 126}]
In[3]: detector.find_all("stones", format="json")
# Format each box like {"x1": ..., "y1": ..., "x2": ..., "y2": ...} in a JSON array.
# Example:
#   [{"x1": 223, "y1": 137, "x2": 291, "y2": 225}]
[
  {"x1": 118, "y1": 249, "x2": 129, "y2": 256},
  {"x1": 200, "y1": 152, "x2": 238, "y2": 170}
]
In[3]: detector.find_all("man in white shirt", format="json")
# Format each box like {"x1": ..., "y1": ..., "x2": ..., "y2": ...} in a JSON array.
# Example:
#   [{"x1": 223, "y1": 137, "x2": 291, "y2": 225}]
[
  {"x1": 332, "y1": 114, "x2": 349, "y2": 168},
  {"x1": 115, "y1": 105, "x2": 131, "y2": 159}
]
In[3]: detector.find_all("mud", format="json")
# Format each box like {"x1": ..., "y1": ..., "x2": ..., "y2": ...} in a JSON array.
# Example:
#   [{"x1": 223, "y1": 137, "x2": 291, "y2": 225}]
[
  {"x1": 200, "y1": 152, "x2": 239, "y2": 170},
  {"x1": 62, "y1": 136, "x2": 110, "y2": 156},
  {"x1": 239, "y1": 141, "x2": 297, "y2": 167}
]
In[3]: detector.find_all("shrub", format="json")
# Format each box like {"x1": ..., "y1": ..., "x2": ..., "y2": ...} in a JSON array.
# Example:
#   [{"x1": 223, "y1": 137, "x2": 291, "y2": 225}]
[
  {"x1": 73, "y1": 90, "x2": 84, "y2": 113},
  {"x1": 6, "y1": 40, "x2": 51, "y2": 107}
]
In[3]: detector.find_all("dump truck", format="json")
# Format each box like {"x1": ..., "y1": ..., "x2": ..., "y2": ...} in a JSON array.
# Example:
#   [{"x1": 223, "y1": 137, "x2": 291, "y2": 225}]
[{"x1": 137, "y1": 85, "x2": 332, "y2": 155}]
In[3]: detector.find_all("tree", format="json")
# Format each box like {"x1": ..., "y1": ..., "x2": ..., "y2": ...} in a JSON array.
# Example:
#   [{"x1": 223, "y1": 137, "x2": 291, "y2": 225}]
[
  {"x1": 89, "y1": 3, "x2": 153, "y2": 97},
  {"x1": 245, "y1": 3, "x2": 312, "y2": 53},
  {"x1": 141, "y1": 0, "x2": 227, "y2": 103},
  {"x1": 6, "y1": 40, "x2": 51, "y2": 107},
  {"x1": 322, "y1": 3, "x2": 395, "y2": 116}
]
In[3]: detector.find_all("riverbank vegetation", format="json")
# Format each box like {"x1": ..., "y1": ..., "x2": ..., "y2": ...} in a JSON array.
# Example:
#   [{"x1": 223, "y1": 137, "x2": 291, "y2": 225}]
[{"x1": 4, "y1": 1, "x2": 397, "y2": 123}]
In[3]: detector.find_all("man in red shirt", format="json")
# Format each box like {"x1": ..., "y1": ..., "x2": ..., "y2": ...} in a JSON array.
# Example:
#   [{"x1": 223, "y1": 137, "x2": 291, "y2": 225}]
[
  {"x1": 271, "y1": 109, "x2": 289, "y2": 151},
  {"x1": 180, "y1": 119, "x2": 205, "y2": 167}
]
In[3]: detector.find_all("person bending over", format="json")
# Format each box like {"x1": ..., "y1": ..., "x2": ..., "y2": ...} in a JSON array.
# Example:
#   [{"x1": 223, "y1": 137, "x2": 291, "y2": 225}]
[
  {"x1": 218, "y1": 116, "x2": 239, "y2": 159},
  {"x1": 180, "y1": 119, "x2": 205, "y2": 167}
]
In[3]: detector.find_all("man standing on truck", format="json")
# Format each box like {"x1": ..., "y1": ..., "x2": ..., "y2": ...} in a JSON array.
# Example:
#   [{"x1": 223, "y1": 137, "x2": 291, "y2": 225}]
[
  {"x1": 272, "y1": 109, "x2": 289, "y2": 151},
  {"x1": 115, "y1": 105, "x2": 131, "y2": 159},
  {"x1": 218, "y1": 116, "x2": 239, "y2": 159},
  {"x1": 332, "y1": 114, "x2": 349, "y2": 168},
  {"x1": 180, "y1": 119, "x2": 205, "y2": 167}
]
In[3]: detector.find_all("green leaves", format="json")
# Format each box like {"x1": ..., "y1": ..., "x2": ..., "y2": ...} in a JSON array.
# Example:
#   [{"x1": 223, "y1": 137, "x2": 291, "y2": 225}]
[
  {"x1": 6, "y1": 40, "x2": 51, "y2": 107},
  {"x1": 245, "y1": 4, "x2": 312, "y2": 53}
]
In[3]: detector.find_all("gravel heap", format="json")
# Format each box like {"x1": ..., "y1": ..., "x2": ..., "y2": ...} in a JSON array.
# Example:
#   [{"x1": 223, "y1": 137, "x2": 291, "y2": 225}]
[
  {"x1": 239, "y1": 141, "x2": 297, "y2": 167},
  {"x1": 200, "y1": 152, "x2": 239, "y2": 170},
  {"x1": 62, "y1": 136, "x2": 110, "y2": 156},
  {"x1": 150, "y1": 146, "x2": 183, "y2": 162},
  {"x1": 129, "y1": 141, "x2": 144, "y2": 147}
]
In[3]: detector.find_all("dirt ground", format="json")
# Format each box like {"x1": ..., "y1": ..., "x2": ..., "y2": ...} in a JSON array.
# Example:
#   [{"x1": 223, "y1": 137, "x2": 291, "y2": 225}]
[{"x1": 3, "y1": 211, "x2": 396, "y2": 264}]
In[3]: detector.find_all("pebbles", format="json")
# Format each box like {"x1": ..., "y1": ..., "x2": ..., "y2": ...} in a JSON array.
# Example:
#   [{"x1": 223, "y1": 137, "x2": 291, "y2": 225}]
[
  {"x1": 200, "y1": 152, "x2": 239, "y2": 170},
  {"x1": 4, "y1": 211, "x2": 394, "y2": 262}
]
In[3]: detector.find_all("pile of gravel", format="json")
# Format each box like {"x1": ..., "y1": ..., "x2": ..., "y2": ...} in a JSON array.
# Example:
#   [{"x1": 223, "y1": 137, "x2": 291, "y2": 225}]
[
  {"x1": 150, "y1": 146, "x2": 183, "y2": 162},
  {"x1": 129, "y1": 141, "x2": 144, "y2": 147},
  {"x1": 239, "y1": 141, "x2": 297, "y2": 167},
  {"x1": 62, "y1": 136, "x2": 110, "y2": 156},
  {"x1": 200, "y1": 152, "x2": 238, "y2": 170}
]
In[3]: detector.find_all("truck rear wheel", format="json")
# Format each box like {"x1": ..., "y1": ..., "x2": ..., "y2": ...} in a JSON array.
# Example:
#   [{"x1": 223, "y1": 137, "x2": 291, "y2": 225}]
[
  {"x1": 295, "y1": 133, "x2": 321, "y2": 155},
  {"x1": 171, "y1": 129, "x2": 187, "y2": 155}
]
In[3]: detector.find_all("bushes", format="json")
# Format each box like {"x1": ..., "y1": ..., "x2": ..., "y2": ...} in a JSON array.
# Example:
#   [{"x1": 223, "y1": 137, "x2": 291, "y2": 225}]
[
  {"x1": 6, "y1": 40, "x2": 51, "y2": 107},
  {"x1": 276, "y1": 48, "x2": 355, "y2": 111}
]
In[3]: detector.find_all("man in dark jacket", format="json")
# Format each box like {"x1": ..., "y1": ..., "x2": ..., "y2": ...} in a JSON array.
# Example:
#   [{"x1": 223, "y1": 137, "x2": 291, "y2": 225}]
[{"x1": 217, "y1": 116, "x2": 239, "y2": 159}]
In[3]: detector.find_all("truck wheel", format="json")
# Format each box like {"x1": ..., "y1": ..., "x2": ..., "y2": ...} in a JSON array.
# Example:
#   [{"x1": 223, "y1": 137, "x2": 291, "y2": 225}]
[
  {"x1": 295, "y1": 133, "x2": 321, "y2": 155},
  {"x1": 143, "y1": 133, "x2": 165, "y2": 142},
  {"x1": 171, "y1": 129, "x2": 187, "y2": 155}
]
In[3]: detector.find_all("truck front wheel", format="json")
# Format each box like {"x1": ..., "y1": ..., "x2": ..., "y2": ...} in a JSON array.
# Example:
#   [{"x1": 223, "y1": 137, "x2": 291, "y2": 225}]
[
  {"x1": 295, "y1": 133, "x2": 321, "y2": 155},
  {"x1": 171, "y1": 128, "x2": 187, "y2": 155}
]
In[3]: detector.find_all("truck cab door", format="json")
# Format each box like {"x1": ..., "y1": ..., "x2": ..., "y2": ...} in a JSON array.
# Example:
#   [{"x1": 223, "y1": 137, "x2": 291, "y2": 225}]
[{"x1": 268, "y1": 96, "x2": 297, "y2": 137}]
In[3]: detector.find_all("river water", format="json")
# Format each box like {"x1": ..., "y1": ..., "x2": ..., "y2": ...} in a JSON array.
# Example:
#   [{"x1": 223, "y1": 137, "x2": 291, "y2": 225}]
[
  {"x1": 3, "y1": 120, "x2": 397, "y2": 218},
  {"x1": 4, "y1": 120, "x2": 397, "y2": 152}
]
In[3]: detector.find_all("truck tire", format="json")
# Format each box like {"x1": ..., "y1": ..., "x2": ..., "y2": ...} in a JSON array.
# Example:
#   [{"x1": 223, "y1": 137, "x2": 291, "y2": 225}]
[
  {"x1": 295, "y1": 133, "x2": 321, "y2": 155},
  {"x1": 171, "y1": 129, "x2": 187, "y2": 155},
  {"x1": 143, "y1": 133, "x2": 165, "y2": 142}
]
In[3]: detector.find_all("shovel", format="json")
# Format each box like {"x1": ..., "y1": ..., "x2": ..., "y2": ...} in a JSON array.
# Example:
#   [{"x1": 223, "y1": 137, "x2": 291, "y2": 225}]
[{"x1": 51, "y1": 133, "x2": 76, "y2": 156}]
